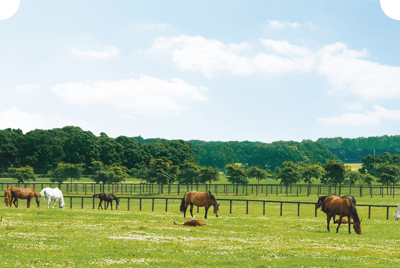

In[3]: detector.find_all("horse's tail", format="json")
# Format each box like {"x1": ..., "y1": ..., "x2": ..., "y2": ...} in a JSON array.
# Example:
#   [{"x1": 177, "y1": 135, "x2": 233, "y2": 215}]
[{"x1": 180, "y1": 193, "x2": 187, "y2": 213}]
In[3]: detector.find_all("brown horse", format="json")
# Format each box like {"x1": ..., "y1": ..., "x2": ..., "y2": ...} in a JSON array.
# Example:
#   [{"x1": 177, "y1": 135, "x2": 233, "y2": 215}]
[
  {"x1": 180, "y1": 191, "x2": 219, "y2": 219},
  {"x1": 322, "y1": 195, "x2": 361, "y2": 234},
  {"x1": 174, "y1": 219, "x2": 207, "y2": 227},
  {"x1": 11, "y1": 187, "x2": 40, "y2": 208},
  {"x1": 4, "y1": 185, "x2": 13, "y2": 207}
]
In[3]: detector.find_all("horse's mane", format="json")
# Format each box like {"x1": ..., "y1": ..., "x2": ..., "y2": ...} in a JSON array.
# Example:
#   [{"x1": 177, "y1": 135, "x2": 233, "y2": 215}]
[{"x1": 348, "y1": 198, "x2": 360, "y2": 223}]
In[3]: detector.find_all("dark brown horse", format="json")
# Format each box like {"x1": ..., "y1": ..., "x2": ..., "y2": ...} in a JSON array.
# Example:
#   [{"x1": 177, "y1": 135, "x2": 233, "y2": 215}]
[
  {"x1": 4, "y1": 185, "x2": 12, "y2": 207},
  {"x1": 93, "y1": 193, "x2": 120, "y2": 210},
  {"x1": 11, "y1": 187, "x2": 40, "y2": 208},
  {"x1": 174, "y1": 219, "x2": 207, "y2": 226},
  {"x1": 321, "y1": 195, "x2": 361, "y2": 234},
  {"x1": 180, "y1": 191, "x2": 219, "y2": 219}
]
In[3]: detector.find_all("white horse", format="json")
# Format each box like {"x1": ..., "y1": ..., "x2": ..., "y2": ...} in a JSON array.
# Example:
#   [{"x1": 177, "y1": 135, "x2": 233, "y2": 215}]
[
  {"x1": 395, "y1": 204, "x2": 400, "y2": 220},
  {"x1": 39, "y1": 187, "x2": 65, "y2": 209}
]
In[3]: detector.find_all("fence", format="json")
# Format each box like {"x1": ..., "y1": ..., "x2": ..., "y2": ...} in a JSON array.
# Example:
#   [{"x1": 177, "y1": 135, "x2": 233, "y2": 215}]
[
  {"x1": 5, "y1": 195, "x2": 396, "y2": 221},
  {"x1": 1, "y1": 182, "x2": 400, "y2": 198}
]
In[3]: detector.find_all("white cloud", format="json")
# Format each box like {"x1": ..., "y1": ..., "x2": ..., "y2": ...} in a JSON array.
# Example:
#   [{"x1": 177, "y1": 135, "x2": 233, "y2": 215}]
[
  {"x1": 317, "y1": 42, "x2": 400, "y2": 99},
  {"x1": 317, "y1": 105, "x2": 400, "y2": 126},
  {"x1": 342, "y1": 102, "x2": 363, "y2": 111},
  {"x1": 51, "y1": 74, "x2": 207, "y2": 116},
  {"x1": 149, "y1": 35, "x2": 315, "y2": 78},
  {"x1": 69, "y1": 45, "x2": 120, "y2": 60},
  {"x1": 14, "y1": 83, "x2": 40, "y2": 92},
  {"x1": 260, "y1": 39, "x2": 311, "y2": 56},
  {"x1": 0, "y1": 108, "x2": 75, "y2": 133},
  {"x1": 268, "y1": 20, "x2": 300, "y2": 29}
]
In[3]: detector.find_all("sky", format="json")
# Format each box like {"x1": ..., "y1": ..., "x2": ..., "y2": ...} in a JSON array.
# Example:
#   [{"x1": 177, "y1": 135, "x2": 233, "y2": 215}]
[{"x1": 1, "y1": 0, "x2": 400, "y2": 143}]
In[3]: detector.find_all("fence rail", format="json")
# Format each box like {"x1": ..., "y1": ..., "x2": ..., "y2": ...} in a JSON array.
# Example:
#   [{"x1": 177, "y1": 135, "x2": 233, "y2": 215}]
[
  {"x1": 1, "y1": 182, "x2": 400, "y2": 198},
  {"x1": 4, "y1": 195, "x2": 396, "y2": 221}
]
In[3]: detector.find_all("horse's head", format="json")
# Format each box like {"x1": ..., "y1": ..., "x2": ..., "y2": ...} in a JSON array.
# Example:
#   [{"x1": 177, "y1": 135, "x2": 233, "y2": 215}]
[
  {"x1": 214, "y1": 203, "x2": 220, "y2": 217},
  {"x1": 59, "y1": 200, "x2": 66, "y2": 209},
  {"x1": 353, "y1": 220, "x2": 362, "y2": 234},
  {"x1": 315, "y1": 196, "x2": 327, "y2": 210}
]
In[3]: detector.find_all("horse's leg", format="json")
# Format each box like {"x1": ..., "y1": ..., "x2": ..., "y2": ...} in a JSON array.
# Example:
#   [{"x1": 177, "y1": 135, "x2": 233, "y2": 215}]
[
  {"x1": 336, "y1": 216, "x2": 344, "y2": 233},
  {"x1": 27, "y1": 197, "x2": 31, "y2": 208},
  {"x1": 327, "y1": 214, "x2": 332, "y2": 232},
  {"x1": 190, "y1": 203, "x2": 194, "y2": 218},
  {"x1": 348, "y1": 216, "x2": 352, "y2": 234},
  {"x1": 53, "y1": 199, "x2": 57, "y2": 208},
  {"x1": 204, "y1": 205, "x2": 209, "y2": 219},
  {"x1": 13, "y1": 197, "x2": 18, "y2": 208},
  {"x1": 110, "y1": 201, "x2": 113, "y2": 210},
  {"x1": 48, "y1": 198, "x2": 51, "y2": 209},
  {"x1": 98, "y1": 200, "x2": 102, "y2": 209}
]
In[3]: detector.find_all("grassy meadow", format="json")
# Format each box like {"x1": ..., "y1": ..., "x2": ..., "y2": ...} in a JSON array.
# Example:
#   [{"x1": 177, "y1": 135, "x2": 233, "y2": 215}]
[{"x1": 1, "y1": 192, "x2": 400, "y2": 267}]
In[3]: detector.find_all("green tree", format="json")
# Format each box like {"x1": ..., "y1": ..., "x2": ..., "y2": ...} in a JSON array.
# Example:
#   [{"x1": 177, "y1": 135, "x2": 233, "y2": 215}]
[
  {"x1": 144, "y1": 159, "x2": 179, "y2": 184},
  {"x1": 321, "y1": 160, "x2": 346, "y2": 185},
  {"x1": 275, "y1": 161, "x2": 301, "y2": 186},
  {"x1": 374, "y1": 162, "x2": 400, "y2": 188},
  {"x1": 51, "y1": 162, "x2": 84, "y2": 184},
  {"x1": 177, "y1": 161, "x2": 200, "y2": 184},
  {"x1": 245, "y1": 166, "x2": 270, "y2": 184},
  {"x1": 346, "y1": 170, "x2": 362, "y2": 186},
  {"x1": 226, "y1": 163, "x2": 247, "y2": 184},
  {"x1": 359, "y1": 173, "x2": 376, "y2": 186},
  {"x1": 300, "y1": 162, "x2": 325, "y2": 184},
  {"x1": 198, "y1": 166, "x2": 220, "y2": 184},
  {"x1": 90, "y1": 160, "x2": 130, "y2": 187},
  {"x1": 8, "y1": 165, "x2": 37, "y2": 183}
]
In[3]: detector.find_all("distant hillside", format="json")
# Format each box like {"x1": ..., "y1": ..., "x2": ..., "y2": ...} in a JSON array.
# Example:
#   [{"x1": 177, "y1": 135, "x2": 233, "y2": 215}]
[{"x1": 317, "y1": 135, "x2": 400, "y2": 163}]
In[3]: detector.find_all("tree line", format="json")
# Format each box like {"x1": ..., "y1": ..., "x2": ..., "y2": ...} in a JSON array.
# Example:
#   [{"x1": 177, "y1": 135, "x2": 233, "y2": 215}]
[{"x1": 317, "y1": 135, "x2": 400, "y2": 163}]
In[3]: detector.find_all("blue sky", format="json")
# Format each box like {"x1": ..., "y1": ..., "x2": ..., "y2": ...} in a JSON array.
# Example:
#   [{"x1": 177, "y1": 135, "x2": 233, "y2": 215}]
[{"x1": 1, "y1": 0, "x2": 400, "y2": 143}]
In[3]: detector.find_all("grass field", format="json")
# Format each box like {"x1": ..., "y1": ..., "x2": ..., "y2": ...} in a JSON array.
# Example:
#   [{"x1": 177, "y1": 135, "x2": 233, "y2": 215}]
[{"x1": 1, "y1": 191, "x2": 400, "y2": 267}]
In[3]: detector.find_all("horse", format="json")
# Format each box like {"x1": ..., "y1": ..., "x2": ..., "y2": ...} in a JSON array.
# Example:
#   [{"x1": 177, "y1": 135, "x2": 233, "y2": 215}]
[
  {"x1": 39, "y1": 187, "x2": 65, "y2": 209},
  {"x1": 394, "y1": 204, "x2": 400, "y2": 220},
  {"x1": 322, "y1": 195, "x2": 361, "y2": 234},
  {"x1": 180, "y1": 191, "x2": 220, "y2": 219},
  {"x1": 174, "y1": 219, "x2": 207, "y2": 227},
  {"x1": 11, "y1": 187, "x2": 40, "y2": 208},
  {"x1": 4, "y1": 185, "x2": 13, "y2": 207},
  {"x1": 316, "y1": 195, "x2": 357, "y2": 223},
  {"x1": 93, "y1": 193, "x2": 120, "y2": 210}
]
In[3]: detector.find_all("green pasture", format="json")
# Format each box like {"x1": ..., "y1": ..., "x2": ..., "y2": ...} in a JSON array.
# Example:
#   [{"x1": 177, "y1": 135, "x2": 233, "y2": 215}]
[{"x1": 1, "y1": 199, "x2": 400, "y2": 267}]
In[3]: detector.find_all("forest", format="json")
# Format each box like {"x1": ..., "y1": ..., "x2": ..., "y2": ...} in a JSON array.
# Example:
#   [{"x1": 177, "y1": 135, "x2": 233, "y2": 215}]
[
  {"x1": 317, "y1": 135, "x2": 400, "y2": 163},
  {"x1": 1, "y1": 126, "x2": 400, "y2": 176}
]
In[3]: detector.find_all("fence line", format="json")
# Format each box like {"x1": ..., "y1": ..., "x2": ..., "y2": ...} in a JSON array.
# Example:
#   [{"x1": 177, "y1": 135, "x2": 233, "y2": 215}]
[{"x1": 3, "y1": 195, "x2": 393, "y2": 221}]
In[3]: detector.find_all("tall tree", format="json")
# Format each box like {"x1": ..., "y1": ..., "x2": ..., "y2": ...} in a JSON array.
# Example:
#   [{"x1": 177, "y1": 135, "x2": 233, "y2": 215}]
[
  {"x1": 300, "y1": 163, "x2": 326, "y2": 184},
  {"x1": 198, "y1": 166, "x2": 220, "y2": 184},
  {"x1": 321, "y1": 160, "x2": 346, "y2": 185},
  {"x1": 144, "y1": 159, "x2": 179, "y2": 184},
  {"x1": 374, "y1": 162, "x2": 400, "y2": 188},
  {"x1": 245, "y1": 166, "x2": 270, "y2": 184},
  {"x1": 8, "y1": 165, "x2": 37, "y2": 183},
  {"x1": 275, "y1": 161, "x2": 301, "y2": 186},
  {"x1": 51, "y1": 162, "x2": 84, "y2": 184},
  {"x1": 177, "y1": 161, "x2": 200, "y2": 184},
  {"x1": 225, "y1": 163, "x2": 247, "y2": 184}
]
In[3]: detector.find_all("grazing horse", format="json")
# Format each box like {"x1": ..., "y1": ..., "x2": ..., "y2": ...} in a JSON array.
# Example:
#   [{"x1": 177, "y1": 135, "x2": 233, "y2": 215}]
[
  {"x1": 11, "y1": 187, "x2": 40, "y2": 208},
  {"x1": 322, "y1": 195, "x2": 361, "y2": 234},
  {"x1": 394, "y1": 204, "x2": 400, "y2": 220},
  {"x1": 180, "y1": 191, "x2": 220, "y2": 219},
  {"x1": 93, "y1": 193, "x2": 120, "y2": 210},
  {"x1": 39, "y1": 187, "x2": 65, "y2": 209},
  {"x1": 4, "y1": 185, "x2": 13, "y2": 207},
  {"x1": 174, "y1": 219, "x2": 207, "y2": 227}
]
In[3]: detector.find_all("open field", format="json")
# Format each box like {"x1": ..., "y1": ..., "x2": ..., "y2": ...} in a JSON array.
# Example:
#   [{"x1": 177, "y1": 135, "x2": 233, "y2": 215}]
[{"x1": 1, "y1": 203, "x2": 400, "y2": 267}]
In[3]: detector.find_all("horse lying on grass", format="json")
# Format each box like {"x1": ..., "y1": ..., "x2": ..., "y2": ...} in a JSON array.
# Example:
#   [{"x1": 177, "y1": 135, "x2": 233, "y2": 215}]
[
  {"x1": 174, "y1": 219, "x2": 207, "y2": 227},
  {"x1": 180, "y1": 191, "x2": 220, "y2": 219},
  {"x1": 40, "y1": 187, "x2": 65, "y2": 209},
  {"x1": 93, "y1": 193, "x2": 120, "y2": 210}
]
